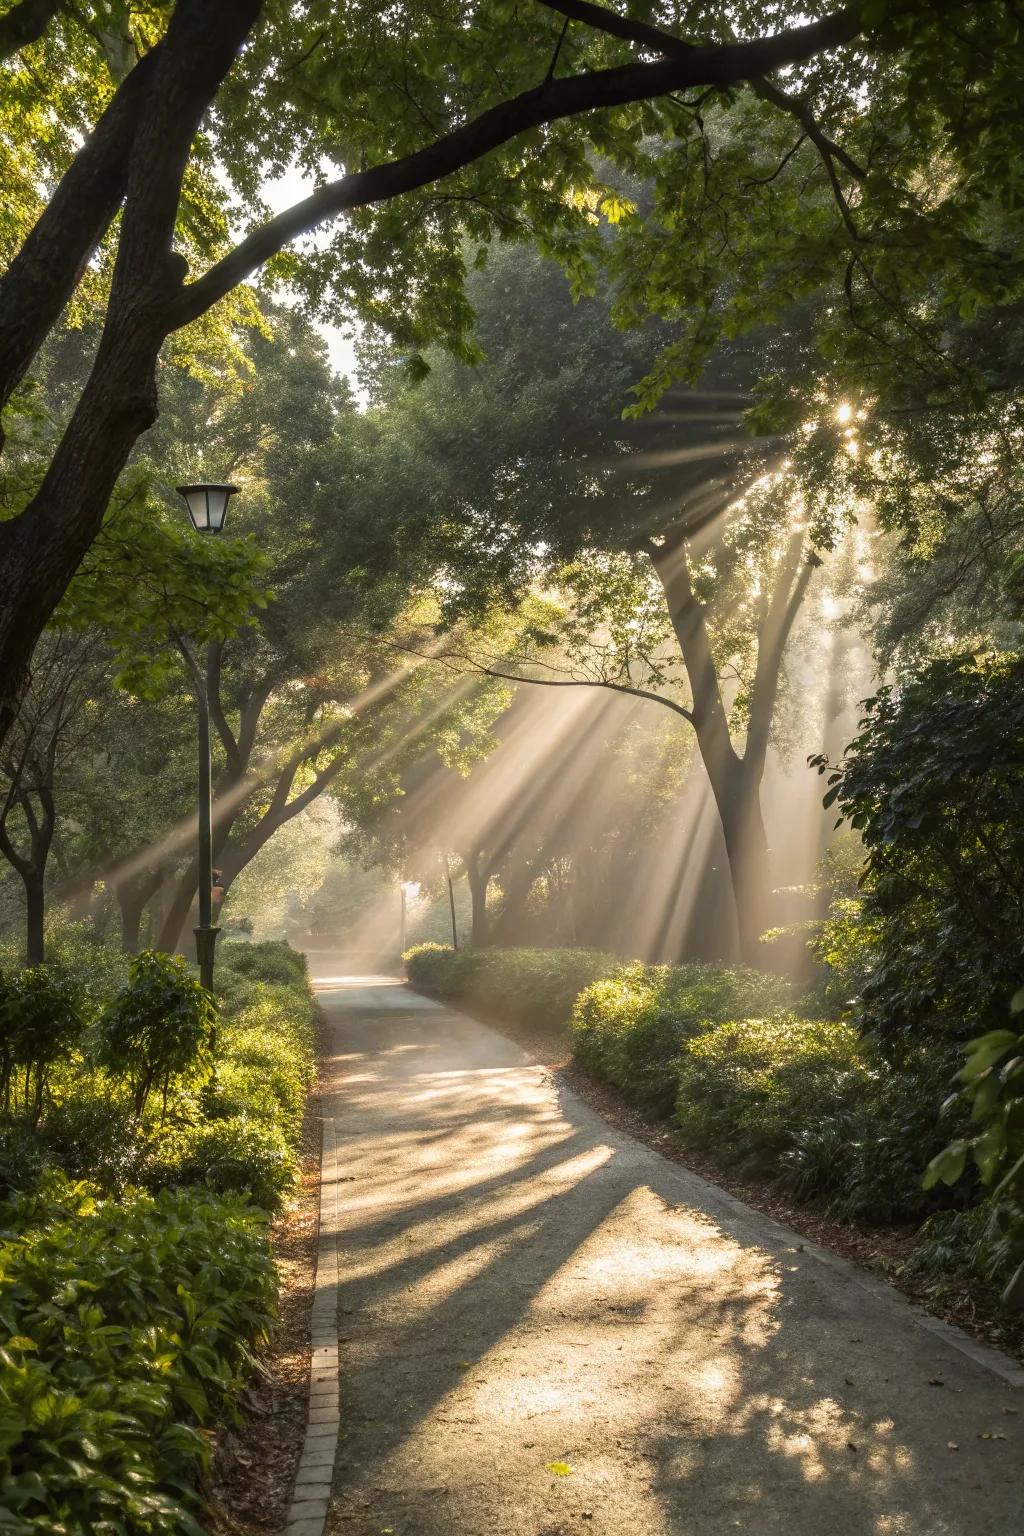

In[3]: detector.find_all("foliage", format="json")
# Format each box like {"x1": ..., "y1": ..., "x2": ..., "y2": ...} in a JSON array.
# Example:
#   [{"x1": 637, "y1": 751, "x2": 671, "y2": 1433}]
[
  {"x1": 571, "y1": 962, "x2": 793, "y2": 1114},
  {"x1": 0, "y1": 1174, "x2": 275, "y2": 1536},
  {"x1": 404, "y1": 943, "x2": 618, "y2": 1026},
  {"x1": 0, "y1": 967, "x2": 83, "y2": 1121},
  {"x1": 147, "y1": 1116, "x2": 295, "y2": 1213},
  {"x1": 215, "y1": 939, "x2": 308, "y2": 991},
  {"x1": 813, "y1": 652, "x2": 1024, "y2": 1051},
  {"x1": 0, "y1": 939, "x2": 316, "y2": 1529},
  {"x1": 673, "y1": 1013, "x2": 867, "y2": 1172},
  {"x1": 94, "y1": 951, "x2": 216, "y2": 1117},
  {"x1": 781, "y1": 1049, "x2": 970, "y2": 1225},
  {"x1": 924, "y1": 998, "x2": 1024, "y2": 1309},
  {"x1": 403, "y1": 942, "x2": 468, "y2": 997}
]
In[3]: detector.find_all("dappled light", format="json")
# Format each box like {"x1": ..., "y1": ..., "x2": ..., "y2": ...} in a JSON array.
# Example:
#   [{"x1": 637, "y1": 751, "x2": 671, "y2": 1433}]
[
  {"x1": 3, "y1": 5, "x2": 1024, "y2": 1531},
  {"x1": 311, "y1": 982, "x2": 1019, "y2": 1535}
]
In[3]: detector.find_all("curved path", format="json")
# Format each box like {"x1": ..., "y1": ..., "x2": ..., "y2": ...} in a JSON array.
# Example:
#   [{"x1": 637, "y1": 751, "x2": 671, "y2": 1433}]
[{"x1": 295, "y1": 978, "x2": 1023, "y2": 1536}]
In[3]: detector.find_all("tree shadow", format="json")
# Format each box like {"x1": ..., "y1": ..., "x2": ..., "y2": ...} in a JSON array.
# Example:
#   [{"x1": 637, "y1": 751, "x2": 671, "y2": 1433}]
[{"x1": 320, "y1": 1001, "x2": 1023, "y2": 1536}]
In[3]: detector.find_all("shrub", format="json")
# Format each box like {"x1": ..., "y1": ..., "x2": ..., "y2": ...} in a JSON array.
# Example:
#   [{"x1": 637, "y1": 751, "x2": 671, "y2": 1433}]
[
  {"x1": 0, "y1": 919, "x2": 129, "y2": 1019},
  {"x1": 0, "y1": 1173, "x2": 275, "y2": 1535},
  {"x1": 217, "y1": 939, "x2": 308, "y2": 990},
  {"x1": 924, "y1": 1006, "x2": 1024, "y2": 1307},
  {"x1": 208, "y1": 1029, "x2": 310, "y2": 1144},
  {"x1": 673, "y1": 1013, "x2": 868, "y2": 1172},
  {"x1": 0, "y1": 1118, "x2": 45, "y2": 1203},
  {"x1": 95, "y1": 950, "x2": 216, "y2": 1116},
  {"x1": 813, "y1": 652, "x2": 1024, "y2": 1051},
  {"x1": 405, "y1": 943, "x2": 619, "y2": 1027},
  {"x1": 35, "y1": 1081, "x2": 147, "y2": 1194},
  {"x1": 404, "y1": 941, "x2": 463, "y2": 995},
  {"x1": 572, "y1": 962, "x2": 793, "y2": 1114},
  {"x1": 148, "y1": 1115, "x2": 295, "y2": 1210},
  {"x1": 779, "y1": 1049, "x2": 969, "y2": 1222},
  {"x1": 0, "y1": 967, "x2": 84, "y2": 1123}
]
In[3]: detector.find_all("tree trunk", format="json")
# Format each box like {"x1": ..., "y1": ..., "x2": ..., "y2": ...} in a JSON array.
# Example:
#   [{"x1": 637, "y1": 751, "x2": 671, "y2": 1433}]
[
  {"x1": 25, "y1": 874, "x2": 45, "y2": 965},
  {"x1": 465, "y1": 852, "x2": 491, "y2": 946},
  {"x1": 492, "y1": 858, "x2": 537, "y2": 945},
  {"x1": 712, "y1": 762, "x2": 772, "y2": 966}
]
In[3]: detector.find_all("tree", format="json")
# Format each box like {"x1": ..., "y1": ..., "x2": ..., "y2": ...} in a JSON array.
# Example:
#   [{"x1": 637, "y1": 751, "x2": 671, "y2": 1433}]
[
  {"x1": 0, "y1": 629, "x2": 107, "y2": 962},
  {"x1": 364, "y1": 244, "x2": 833, "y2": 959},
  {"x1": 2, "y1": 0, "x2": 1017, "y2": 749},
  {"x1": 813, "y1": 652, "x2": 1024, "y2": 1056}
]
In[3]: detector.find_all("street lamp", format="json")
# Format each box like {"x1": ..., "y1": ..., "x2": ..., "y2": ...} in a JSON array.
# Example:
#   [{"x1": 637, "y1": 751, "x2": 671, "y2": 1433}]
[
  {"x1": 176, "y1": 483, "x2": 239, "y2": 992},
  {"x1": 177, "y1": 482, "x2": 238, "y2": 534}
]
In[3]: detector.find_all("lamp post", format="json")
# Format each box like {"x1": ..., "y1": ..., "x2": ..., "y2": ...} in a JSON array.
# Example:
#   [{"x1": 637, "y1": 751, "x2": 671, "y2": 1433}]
[{"x1": 175, "y1": 482, "x2": 239, "y2": 991}]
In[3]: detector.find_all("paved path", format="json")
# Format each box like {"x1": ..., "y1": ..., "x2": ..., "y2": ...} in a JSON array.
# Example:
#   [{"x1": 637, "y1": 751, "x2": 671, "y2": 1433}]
[{"x1": 312, "y1": 979, "x2": 1023, "y2": 1536}]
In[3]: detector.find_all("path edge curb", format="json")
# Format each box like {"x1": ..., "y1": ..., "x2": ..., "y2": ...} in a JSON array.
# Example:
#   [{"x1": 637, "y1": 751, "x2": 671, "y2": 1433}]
[{"x1": 284, "y1": 1115, "x2": 340, "y2": 1535}]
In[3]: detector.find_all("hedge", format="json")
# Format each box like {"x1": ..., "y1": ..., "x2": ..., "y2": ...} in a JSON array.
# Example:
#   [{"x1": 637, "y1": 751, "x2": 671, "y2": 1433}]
[
  {"x1": 0, "y1": 938, "x2": 317, "y2": 1535},
  {"x1": 572, "y1": 962, "x2": 792, "y2": 1114},
  {"x1": 404, "y1": 943, "x2": 619, "y2": 1027}
]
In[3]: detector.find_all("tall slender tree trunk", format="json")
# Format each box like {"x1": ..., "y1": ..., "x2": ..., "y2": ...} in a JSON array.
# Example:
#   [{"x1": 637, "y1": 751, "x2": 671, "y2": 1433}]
[
  {"x1": 709, "y1": 760, "x2": 772, "y2": 966},
  {"x1": 25, "y1": 874, "x2": 45, "y2": 966},
  {"x1": 465, "y1": 852, "x2": 491, "y2": 946}
]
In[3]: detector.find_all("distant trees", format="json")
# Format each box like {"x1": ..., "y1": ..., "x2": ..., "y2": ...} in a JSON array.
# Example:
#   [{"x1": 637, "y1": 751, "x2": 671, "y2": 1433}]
[{"x1": 361, "y1": 245, "x2": 833, "y2": 959}]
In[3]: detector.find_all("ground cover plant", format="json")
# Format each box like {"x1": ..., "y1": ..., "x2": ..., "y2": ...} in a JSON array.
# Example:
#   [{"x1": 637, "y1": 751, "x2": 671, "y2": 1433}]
[{"x1": 0, "y1": 935, "x2": 316, "y2": 1534}]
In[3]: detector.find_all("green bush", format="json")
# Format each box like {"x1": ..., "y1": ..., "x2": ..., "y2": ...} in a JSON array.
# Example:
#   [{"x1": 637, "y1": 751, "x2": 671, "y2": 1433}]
[
  {"x1": 207, "y1": 1030, "x2": 310, "y2": 1144},
  {"x1": 673, "y1": 1013, "x2": 868, "y2": 1172},
  {"x1": 813, "y1": 652, "x2": 1024, "y2": 1050},
  {"x1": 0, "y1": 920, "x2": 129, "y2": 1019},
  {"x1": 217, "y1": 940, "x2": 308, "y2": 990},
  {"x1": 572, "y1": 962, "x2": 793, "y2": 1113},
  {"x1": 0, "y1": 1173, "x2": 275, "y2": 1535},
  {"x1": 404, "y1": 943, "x2": 619, "y2": 1027},
  {"x1": 0, "y1": 967, "x2": 84, "y2": 1123},
  {"x1": 923, "y1": 1007, "x2": 1024, "y2": 1307},
  {"x1": 0, "y1": 939, "x2": 315, "y2": 1532},
  {"x1": 779, "y1": 1049, "x2": 970, "y2": 1223},
  {"x1": 147, "y1": 1115, "x2": 295, "y2": 1210},
  {"x1": 403, "y1": 942, "x2": 464, "y2": 995},
  {"x1": 95, "y1": 951, "x2": 216, "y2": 1117},
  {"x1": 35, "y1": 1082, "x2": 147, "y2": 1194}
]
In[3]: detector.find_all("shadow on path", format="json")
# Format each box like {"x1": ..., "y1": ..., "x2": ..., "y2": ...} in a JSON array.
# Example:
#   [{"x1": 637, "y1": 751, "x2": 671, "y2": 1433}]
[{"x1": 316, "y1": 981, "x2": 1022, "y2": 1536}]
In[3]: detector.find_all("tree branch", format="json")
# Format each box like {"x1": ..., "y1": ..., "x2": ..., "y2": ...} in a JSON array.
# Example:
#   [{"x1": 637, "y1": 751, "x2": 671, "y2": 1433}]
[
  {"x1": 0, "y1": 40, "x2": 163, "y2": 424},
  {"x1": 173, "y1": 4, "x2": 863, "y2": 327},
  {"x1": 205, "y1": 640, "x2": 241, "y2": 773},
  {"x1": 537, "y1": 0, "x2": 868, "y2": 183},
  {"x1": 0, "y1": 0, "x2": 63, "y2": 61},
  {"x1": 745, "y1": 543, "x2": 821, "y2": 772},
  {"x1": 426, "y1": 647, "x2": 696, "y2": 724}
]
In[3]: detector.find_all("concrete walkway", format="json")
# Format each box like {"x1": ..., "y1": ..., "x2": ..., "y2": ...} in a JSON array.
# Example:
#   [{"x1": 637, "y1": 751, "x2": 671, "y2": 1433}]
[{"x1": 312, "y1": 979, "x2": 1023, "y2": 1536}]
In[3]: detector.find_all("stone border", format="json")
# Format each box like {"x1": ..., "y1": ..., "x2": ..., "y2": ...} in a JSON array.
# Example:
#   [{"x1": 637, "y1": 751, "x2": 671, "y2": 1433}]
[{"x1": 284, "y1": 1117, "x2": 340, "y2": 1536}]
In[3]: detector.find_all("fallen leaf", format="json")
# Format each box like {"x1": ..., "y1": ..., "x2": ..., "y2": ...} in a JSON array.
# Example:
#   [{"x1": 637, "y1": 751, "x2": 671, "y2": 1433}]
[
  {"x1": 927, "y1": 1378, "x2": 944, "y2": 1387},
  {"x1": 547, "y1": 1461, "x2": 573, "y2": 1476},
  {"x1": 948, "y1": 1442, "x2": 959, "y2": 1451},
  {"x1": 978, "y1": 1432, "x2": 1007, "y2": 1441}
]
